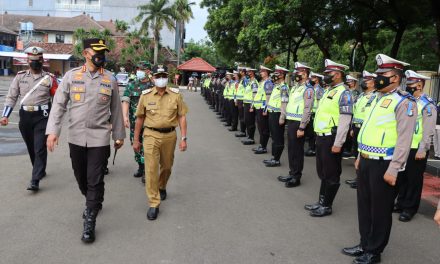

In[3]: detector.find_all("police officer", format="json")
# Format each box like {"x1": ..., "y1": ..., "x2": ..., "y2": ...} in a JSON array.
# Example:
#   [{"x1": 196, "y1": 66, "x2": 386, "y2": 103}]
[
  {"x1": 235, "y1": 67, "x2": 248, "y2": 137},
  {"x1": 229, "y1": 71, "x2": 240, "y2": 132},
  {"x1": 305, "y1": 59, "x2": 352, "y2": 217},
  {"x1": 278, "y1": 62, "x2": 314, "y2": 187},
  {"x1": 1, "y1": 47, "x2": 58, "y2": 191},
  {"x1": 242, "y1": 68, "x2": 258, "y2": 145},
  {"x1": 305, "y1": 72, "x2": 324, "y2": 157},
  {"x1": 263, "y1": 65, "x2": 289, "y2": 167},
  {"x1": 222, "y1": 72, "x2": 233, "y2": 127},
  {"x1": 394, "y1": 70, "x2": 436, "y2": 222},
  {"x1": 133, "y1": 65, "x2": 188, "y2": 221},
  {"x1": 121, "y1": 61, "x2": 153, "y2": 182},
  {"x1": 342, "y1": 75, "x2": 360, "y2": 158},
  {"x1": 46, "y1": 38, "x2": 126, "y2": 243},
  {"x1": 252, "y1": 65, "x2": 274, "y2": 154},
  {"x1": 345, "y1": 70, "x2": 377, "y2": 189},
  {"x1": 342, "y1": 54, "x2": 417, "y2": 264}
]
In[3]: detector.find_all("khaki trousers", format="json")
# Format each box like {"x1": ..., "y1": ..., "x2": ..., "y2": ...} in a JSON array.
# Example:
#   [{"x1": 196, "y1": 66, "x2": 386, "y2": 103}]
[{"x1": 143, "y1": 129, "x2": 177, "y2": 208}]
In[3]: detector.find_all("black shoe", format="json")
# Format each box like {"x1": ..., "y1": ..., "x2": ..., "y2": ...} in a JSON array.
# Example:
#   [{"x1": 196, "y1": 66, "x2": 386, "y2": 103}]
[
  {"x1": 304, "y1": 201, "x2": 322, "y2": 211},
  {"x1": 254, "y1": 148, "x2": 267, "y2": 154},
  {"x1": 27, "y1": 180, "x2": 39, "y2": 191},
  {"x1": 277, "y1": 175, "x2": 293, "y2": 182},
  {"x1": 81, "y1": 208, "x2": 99, "y2": 243},
  {"x1": 345, "y1": 179, "x2": 356, "y2": 185},
  {"x1": 228, "y1": 128, "x2": 238, "y2": 132},
  {"x1": 265, "y1": 160, "x2": 281, "y2": 167},
  {"x1": 133, "y1": 164, "x2": 144, "y2": 178},
  {"x1": 349, "y1": 181, "x2": 358, "y2": 189},
  {"x1": 342, "y1": 245, "x2": 364, "y2": 257},
  {"x1": 309, "y1": 205, "x2": 332, "y2": 217},
  {"x1": 398, "y1": 211, "x2": 413, "y2": 222},
  {"x1": 252, "y1": 146, "x2": 262, "y2": 151},
  {"x1": 305, "y1": 149, "x2": 316, "y2": 157},
  {"x1": 285, "y1": 178, "x2": 301, "y2": 188},
  {"x1": 103, "y1": 167, "x2": 109, "y2": 175},
  {"x1": 159, "y1": 189, "x2": 167, "y2": 201},
  {"x1": 434, "y1": 156, "x2": 440, "y2": 160},
  {"x1": 147, "y1": 207, "x2": 159, "y2": 220},
  {"x1": 263, "y1": 158, "x2": 274, "y2": 164},
  {"x1": 242, "y1": 139, "x2": 255, "y2": 145},
  {"x1": 353, "y1": 253, "x2": 381, "y2": 264},
  {"x1": 235, "y1": 132, "x2": 246, "y2": 137}
]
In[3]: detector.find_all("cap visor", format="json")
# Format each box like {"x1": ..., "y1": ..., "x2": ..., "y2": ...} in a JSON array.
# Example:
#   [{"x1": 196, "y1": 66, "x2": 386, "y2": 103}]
[
  {"x1": 375, "y1": 68, "x2": 392, "y2": 73},
  {"x1": 92, "y1": 46, "x2": 109, "y2": 52}
]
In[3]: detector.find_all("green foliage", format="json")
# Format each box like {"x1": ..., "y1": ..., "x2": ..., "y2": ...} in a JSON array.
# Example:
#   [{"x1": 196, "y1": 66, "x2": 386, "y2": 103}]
[
  {"x1": 183, "y1": 38, "x2": 233, "y2": 67},
  {"x1": 72, "y1": 28, "x2": 116, "y2": 59}
]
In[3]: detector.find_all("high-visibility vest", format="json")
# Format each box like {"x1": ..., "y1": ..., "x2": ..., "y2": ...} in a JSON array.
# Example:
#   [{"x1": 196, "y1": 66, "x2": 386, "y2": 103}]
[
  {"x1": 267, "y1": 83, "x2": 288, "y2": 113},
  {"x1": 243, "y1": 78, "x2": 258, "y2": 104},
  {"x1": 286, "y1": 83, "x2": 313, "y2": 121},
  {"x1": 352, "y1": 91, "x2": 376, "y2": 124},
  {"x1": 314, "y1": 85, "x2": 347, "y2": 133}
]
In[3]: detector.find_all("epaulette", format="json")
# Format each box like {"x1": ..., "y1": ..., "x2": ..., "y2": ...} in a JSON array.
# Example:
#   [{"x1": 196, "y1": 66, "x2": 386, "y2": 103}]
[
  {"x1": 17, "y1": 70, "x2": 26, "y2": 74},
  {"x1": 142, "y1": 88, "x2": 153, "y2": 95},
  {"x1": 70, "y1": 66, "x2": 83, "y2": 72},
  {"x1": 422, "y1": 94, "x2": 435, "y2": 105},
  {"x1": 397, "y1": 90, "x2": 416, "y2": 101},
  {"x1": 169, "y1": 87, "x2": 180, "y2": 94}
]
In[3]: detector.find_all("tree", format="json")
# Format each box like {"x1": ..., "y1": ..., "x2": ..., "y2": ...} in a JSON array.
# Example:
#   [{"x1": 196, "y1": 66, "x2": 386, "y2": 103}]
[
  {"x1": 182, "y1": 38, "x2": 232, "y2": 67},
  {"x1": 173, "y1": 0, "x2": 196, "y2": 65},
  {"x1": 136, "y1": 0, "x2": 176, "y2": 65},
  {"x1": 120, "y1": 29, "x2": 153, "y2": 70}
]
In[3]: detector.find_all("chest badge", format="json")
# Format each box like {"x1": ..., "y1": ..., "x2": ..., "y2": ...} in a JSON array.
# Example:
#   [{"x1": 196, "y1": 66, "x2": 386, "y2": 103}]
[
  {"x1": 380, "y1": 99, "x2": 392, "y2": 108},
  {"x1": 74, "y1": 93, "x2": 81, "y2": 101}
]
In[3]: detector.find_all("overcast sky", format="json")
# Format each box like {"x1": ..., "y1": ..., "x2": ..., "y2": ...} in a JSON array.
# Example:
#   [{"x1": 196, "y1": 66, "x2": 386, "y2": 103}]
[{"x1": 185, "y1": 0, "x2": 208, "y2": 42}]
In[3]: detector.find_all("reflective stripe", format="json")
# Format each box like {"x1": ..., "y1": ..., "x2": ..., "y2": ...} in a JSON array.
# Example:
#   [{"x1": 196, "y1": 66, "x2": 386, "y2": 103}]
[
  {"x1": 358, "y1": 142, "x2": 394, "y2": 156},
  {"x1": 2, "y1": 106, "x2": 13, "y2": 117},
  {"x1": 286, "y1": 113, "x2": 303, "y2": 119}
]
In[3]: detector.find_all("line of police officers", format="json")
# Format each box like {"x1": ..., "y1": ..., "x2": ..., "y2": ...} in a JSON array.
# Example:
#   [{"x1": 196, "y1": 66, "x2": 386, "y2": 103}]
[{"x1": 200, "y1": 54, "x2": 438, "y2": 264}]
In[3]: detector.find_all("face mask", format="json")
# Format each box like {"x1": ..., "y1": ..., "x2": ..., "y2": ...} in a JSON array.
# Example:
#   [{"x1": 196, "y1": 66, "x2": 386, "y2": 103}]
[
  {"x1": 91, "y1": 53, "x2": 106, "y2": 68},
  {"x1": 406, "y1": 86, "x2": 417, "y2": 95},
  {"x1": 360, "y1": 81, "x2": 367, "y2": 90},
  {"x1": 154, "y1": 77, "x2": 168, "y2": 88},
  {"x1": 308, "y1": 79, "x2": 316, "y2": 86},
  {"x1": 136, "y1": 70, "x2": 146, "y2": 80},
  {"x1": 324, "y1": 74, "x2": 334, "y2": 84},
  {"x1": 29, "y1": 60, "x2": 43, "y2": 71},
  {"x1": 374, "y1": 75, "x2": 394, "y2": 90}
]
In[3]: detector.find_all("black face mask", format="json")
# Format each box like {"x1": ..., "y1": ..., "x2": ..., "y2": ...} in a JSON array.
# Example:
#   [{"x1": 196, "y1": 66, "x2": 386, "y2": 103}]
[
  {"x1": 29, "y1": 60, "x2": 43, "y2": 71},
  {"x1": 295, "y1": 75, "x2": 302, "y2": 82},
  {"x1": 360, "y1": 81, "x2": 367, "y2": 90},
  {"x1": 406, "y1": 86, "x2": 417, "y2": 95},
  {"x1": 324, "y1": 74, "x2": 334, "y2": 84},
  {"x1": 91, "y1": 53, "x2": 106, "y2": 68},
  {"x1": 309, "y1": 79, "x2": 316, "y2": 86},
  {"x1": 374, "y1": 75, "x2": 395, "y2": 90}
]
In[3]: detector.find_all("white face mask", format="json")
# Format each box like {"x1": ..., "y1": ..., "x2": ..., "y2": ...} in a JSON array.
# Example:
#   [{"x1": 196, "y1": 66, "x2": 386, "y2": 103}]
[
  {"x1": 136, "y1": 70, "x2": 146, "y2": 80},
  {"x1": 154, "y1": 77, "x2": 168, "y2": 88}
]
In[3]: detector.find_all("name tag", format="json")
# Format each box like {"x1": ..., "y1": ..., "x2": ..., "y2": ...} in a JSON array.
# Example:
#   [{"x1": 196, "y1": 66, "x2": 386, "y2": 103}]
[
  {"x1": 100, "y1": 83, "x2": 112, "y2": 88},
  {"x1": 19, "y1": 80, "x2": 28, "y2": 84},
  {"x1": 72, "y1": 80, "x2": 85, "y2": 85},
  {"x1": 148, "y1": 102, "x2": 156, "y2": 105}
]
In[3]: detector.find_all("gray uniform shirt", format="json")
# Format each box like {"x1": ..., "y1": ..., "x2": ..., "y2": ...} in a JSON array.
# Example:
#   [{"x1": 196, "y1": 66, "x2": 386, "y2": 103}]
[
  {"x1": 46, "y1": 66, "x2": 126, "y2": 147},
  {"x1": 333, "y1": 83, "x2": 353, "y2": 147},
  {"x1": 300, "y1": 83, "x2": 315, "y2": 129},
  {"x1": 417, "y1": 95, "x2": 437, "y2": 154},
  {"x1": 4, "y1": 70, "x2": 54, "y2": 108}
]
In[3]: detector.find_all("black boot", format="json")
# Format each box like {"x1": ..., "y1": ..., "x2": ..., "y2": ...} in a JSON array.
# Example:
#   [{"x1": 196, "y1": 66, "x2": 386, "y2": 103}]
[
  {"x1": 133, "y1": 163, "x2": 144, "y2": 178},
  {"x1": 304, "y1": 149, "x2": 316, "y2": 157},
  {"x1": 27, "y1": 180, "x2": 39, "y2": 192},
  {"x1": 81, "y1": 208, "x2": 99, "y2": 243},
  {"x1": 304, "y1": 181, "x2": 325, "y2": 211},
  {"x1": 310, "y1": 183, "x2": 340, "y2": 217}
]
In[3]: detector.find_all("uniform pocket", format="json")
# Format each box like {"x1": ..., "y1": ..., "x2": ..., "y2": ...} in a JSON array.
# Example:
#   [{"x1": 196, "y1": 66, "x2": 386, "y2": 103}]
[
  {"x1": 146, "y1": 104, "x2": 159, "y2": 118},
  {"x1": 71, "y1": 86, "x2": 85, "y2": 103},
  {"x1": 97, "y1": 88, "x2": 112, "y2": 105}
]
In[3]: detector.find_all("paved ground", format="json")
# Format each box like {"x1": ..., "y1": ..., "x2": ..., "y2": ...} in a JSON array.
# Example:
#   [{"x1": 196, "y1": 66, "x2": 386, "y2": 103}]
[{"x1": 1, "y1": 83, "x2": 440, "y2": 264}]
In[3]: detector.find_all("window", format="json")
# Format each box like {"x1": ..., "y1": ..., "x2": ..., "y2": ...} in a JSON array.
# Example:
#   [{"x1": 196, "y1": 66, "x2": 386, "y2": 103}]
[
  {"x1": 29, "y1": 0, "x2": 33, "y2": 6},
  {"x1": 56, "y1": 34, "x2": 65, "y2": 43}
]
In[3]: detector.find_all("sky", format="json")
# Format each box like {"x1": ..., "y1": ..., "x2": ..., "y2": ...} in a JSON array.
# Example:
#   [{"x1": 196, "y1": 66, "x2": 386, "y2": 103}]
[{"x1": 185, "y1": 0, "x2": 209, "y2": 42}]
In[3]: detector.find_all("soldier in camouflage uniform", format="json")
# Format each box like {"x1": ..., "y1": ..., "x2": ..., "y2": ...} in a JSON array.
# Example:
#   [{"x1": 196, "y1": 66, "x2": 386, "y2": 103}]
[{"x1": 121, "y1": 62, "x2": 153, "y2": 182}]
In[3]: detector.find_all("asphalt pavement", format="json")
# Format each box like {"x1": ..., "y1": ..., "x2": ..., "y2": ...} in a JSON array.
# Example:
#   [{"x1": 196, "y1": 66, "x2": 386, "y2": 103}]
[{"x1": 0, "y1": 85, "x2": 440, "y2": 264}]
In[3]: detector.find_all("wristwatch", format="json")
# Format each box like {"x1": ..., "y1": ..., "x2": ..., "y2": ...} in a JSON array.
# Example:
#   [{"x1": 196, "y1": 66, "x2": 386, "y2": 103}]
[{"x1": 181, "y1": 136, "x2": 187, "y2": 141}]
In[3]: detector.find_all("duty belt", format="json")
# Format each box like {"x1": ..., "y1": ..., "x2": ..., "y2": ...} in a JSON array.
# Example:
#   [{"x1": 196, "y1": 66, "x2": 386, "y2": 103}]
[
  {"x1": 146, "y1": 127, "x2": 175, "y2": 133},
  {"x1": 360, "y1": 153, "x2": 393, "y2": 161},
  {"x1": 21, "y1": 104, "x2": 50, "y2": 117},
  {"x1": 316, "y1": 132, "x2": 333, "y2": 136}
]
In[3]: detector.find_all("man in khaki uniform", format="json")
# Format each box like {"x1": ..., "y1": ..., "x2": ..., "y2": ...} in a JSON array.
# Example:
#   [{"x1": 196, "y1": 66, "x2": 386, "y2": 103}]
[
  {"x1": 1, "y1": 47, "x2": 58, "y2": 191},
  {"x1": 133, "y1": 65, "x2": 188, "y2": 221},
  {"x1": 46, "y1": 38, "x2": 125, "y2": 243}
]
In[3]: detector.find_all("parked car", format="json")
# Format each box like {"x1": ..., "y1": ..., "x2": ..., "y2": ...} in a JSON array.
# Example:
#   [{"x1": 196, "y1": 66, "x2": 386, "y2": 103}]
[{"x1": 115, "y1": 73, "x2": 129, "y2": 86}]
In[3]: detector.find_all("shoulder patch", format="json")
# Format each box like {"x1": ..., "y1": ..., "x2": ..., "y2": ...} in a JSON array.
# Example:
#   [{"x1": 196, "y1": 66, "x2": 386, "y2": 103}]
[
  {"x1": 142, "y1": 89, "x2": 152, "y2": 95},
  {"x1": 170, "y1": 88, "x2": 180, "y2": 94}
]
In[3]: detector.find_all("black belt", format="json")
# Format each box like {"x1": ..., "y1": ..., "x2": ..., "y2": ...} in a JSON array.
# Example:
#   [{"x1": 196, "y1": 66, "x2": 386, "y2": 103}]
[{"x1": 146, "y1": 127, "x2": 175, "y2": 133}]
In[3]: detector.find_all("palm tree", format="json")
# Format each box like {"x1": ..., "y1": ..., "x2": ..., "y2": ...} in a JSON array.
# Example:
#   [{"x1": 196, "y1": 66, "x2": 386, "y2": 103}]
[
  {"x1": 115, "y1": 19, "x2": 129, "y2": 33},
  {"x1": 136, "y1": 0, "x2": 176, "y2": 65},
  {"x1": 173, "y1": 0, "x2": 195, "y2": 65}
]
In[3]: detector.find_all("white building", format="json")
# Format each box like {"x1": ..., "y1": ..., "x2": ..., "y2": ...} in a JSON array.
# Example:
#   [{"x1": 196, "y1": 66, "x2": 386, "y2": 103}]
[{"x1": 0, "y1": 0, "x2": 180, "y2": 49}]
